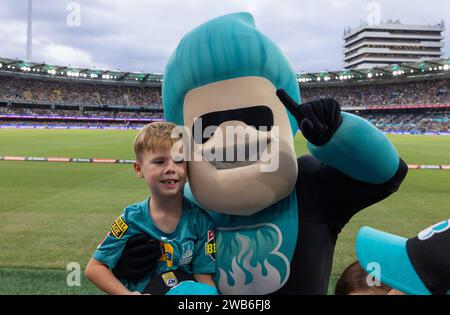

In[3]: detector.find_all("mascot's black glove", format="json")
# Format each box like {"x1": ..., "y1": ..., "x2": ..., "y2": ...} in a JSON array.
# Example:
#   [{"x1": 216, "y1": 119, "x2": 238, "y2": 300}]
[
  {"x1": 276, "y1": 89, "x2": 342, "y2": 146},
  {"x1": 112, "y1": 233, "x2": 162, "y2": 281}
]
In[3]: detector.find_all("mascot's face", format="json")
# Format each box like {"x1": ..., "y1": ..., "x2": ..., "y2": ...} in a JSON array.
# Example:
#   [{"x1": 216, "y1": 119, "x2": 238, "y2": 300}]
[{"x1": 183, "y1": 76, "x2": 298, "y2": 216}]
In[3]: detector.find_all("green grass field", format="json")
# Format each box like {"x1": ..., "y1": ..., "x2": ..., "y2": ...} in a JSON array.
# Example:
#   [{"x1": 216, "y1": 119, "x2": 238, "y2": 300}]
[{"x1": 0, "y1": 129, "x2": 449, "y2": 294}]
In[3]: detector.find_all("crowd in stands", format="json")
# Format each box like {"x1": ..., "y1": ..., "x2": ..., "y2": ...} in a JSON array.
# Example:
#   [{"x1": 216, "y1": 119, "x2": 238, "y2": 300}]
[
  {"x1": 0, "y1": 107, "x2": 164, "y2": 120},
  {"x1": 359, "y1": 110, "x2": 449, "y2": 133},
  {"x1": 0, "y1": 74, "x2": 448, "y2": 133},
  {"x1": 1, "y1": 75, "x2": 448, "y2": 109},
  {"x1": 0, "y1": 76, "x2": 161, "y2": 107},
  {"x1": 301, "y1": 79, "x2": 449, "y2": 107}
]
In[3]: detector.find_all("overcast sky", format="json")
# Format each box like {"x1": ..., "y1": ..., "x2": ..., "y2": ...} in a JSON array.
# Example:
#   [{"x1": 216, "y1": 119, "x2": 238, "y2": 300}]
[{"x1": 0, "y1": 0, "x2": 448, "y2": 73}]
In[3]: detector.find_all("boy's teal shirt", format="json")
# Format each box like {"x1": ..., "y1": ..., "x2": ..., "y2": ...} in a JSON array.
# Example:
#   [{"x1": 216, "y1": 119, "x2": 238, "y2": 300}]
[{"x1": 93, "y1": 196, "x2": 216, "y2": 292}]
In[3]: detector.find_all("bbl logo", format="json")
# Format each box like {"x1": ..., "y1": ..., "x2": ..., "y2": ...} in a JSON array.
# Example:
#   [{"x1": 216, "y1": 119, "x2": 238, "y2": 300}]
[{"x1": 205, "y1": 230, "x2": 216, "y2": 261}]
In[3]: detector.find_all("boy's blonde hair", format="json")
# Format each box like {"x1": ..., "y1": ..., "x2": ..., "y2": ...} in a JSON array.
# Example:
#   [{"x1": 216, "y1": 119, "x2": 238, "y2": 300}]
[{"x1": 133, "y1": 122, "x2": 179, "y2": 162}]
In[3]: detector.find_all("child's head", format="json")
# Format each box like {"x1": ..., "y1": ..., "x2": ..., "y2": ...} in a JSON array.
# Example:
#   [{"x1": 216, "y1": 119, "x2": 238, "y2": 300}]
[
  {"x1": 133, "y1": 122, "x2": 186, "y2": 199},
  {"x1": 335, "y1": 261, "x2": 392, "y2": 295}
]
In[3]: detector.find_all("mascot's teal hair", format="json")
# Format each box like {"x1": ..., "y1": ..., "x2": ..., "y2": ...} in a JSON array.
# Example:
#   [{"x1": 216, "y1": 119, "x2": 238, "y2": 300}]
[{"x1": 163, "y1": 12, "x2": 300, "y2": 135}]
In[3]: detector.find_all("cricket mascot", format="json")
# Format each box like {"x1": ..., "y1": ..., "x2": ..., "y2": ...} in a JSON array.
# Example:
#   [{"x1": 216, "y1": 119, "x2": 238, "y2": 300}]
[{"x1": 113, "y1": 12, "x2": 408, "y2": 294}]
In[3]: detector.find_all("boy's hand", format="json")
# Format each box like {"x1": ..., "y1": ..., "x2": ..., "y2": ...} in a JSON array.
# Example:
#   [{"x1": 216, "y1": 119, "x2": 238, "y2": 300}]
[
  {"x1": 276, "y1": 89, "x2": 342, "y2": 146},
  {"x1": 113, "y1": 233, "x2": 161, "y2": 280}
]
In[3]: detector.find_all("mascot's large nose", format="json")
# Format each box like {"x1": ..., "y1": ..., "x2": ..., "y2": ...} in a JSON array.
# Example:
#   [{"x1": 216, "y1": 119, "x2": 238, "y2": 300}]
[{"x1": 202, "y1": 121, "x2": 271, "y2": 170}]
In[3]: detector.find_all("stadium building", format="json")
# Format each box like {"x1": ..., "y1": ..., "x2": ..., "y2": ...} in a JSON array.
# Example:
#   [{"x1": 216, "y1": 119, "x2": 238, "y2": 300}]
[
  {"x1": 343, "y1": 21, "x2": 445, "y2": 69},
  {"x1": 0, "y1": 56, "x2": 449, "y2": 134}
]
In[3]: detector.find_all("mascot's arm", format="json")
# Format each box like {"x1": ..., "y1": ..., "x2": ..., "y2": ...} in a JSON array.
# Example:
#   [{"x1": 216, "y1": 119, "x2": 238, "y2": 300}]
[
  {"x1": 278, "y1": 89, "x2": 408, "y2": 228},
  {"x1": 307, "y1": 112, "x2": 399, "y2": 184}
]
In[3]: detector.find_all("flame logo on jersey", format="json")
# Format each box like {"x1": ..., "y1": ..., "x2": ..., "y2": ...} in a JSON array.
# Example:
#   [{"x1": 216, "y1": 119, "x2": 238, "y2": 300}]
[{"x1": 216, "y1": 223, "x2": 290, "y2": 295}]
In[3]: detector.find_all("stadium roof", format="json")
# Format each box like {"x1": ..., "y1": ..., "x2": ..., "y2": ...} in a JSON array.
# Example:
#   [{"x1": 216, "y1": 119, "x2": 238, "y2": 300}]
[
  {"x1": 297, "y1": 58, "x2": 450, "y2": 85},
  {"x1": 0, "y1": 56, "x2": 448, "y2": 86},
  {"x1": 0, "y1": 57, "x2": 163, "y2": 85}
]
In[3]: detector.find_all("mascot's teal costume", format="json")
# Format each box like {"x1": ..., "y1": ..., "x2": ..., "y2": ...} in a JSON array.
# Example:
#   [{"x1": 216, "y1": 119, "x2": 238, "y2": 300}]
[{"x1": 114, "y1": 12, "x2": 408, "y2": 294}]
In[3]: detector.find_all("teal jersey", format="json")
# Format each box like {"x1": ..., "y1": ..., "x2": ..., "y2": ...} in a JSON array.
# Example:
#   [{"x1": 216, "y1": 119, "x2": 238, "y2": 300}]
[{"x1": 93, "y1": 196, "x2": 216, "y2": 292}]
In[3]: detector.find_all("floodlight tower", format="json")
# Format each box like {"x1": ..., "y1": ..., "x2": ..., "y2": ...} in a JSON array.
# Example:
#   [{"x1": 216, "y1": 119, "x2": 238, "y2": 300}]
[{"x1": 26, "y1": 0, "x2": 33, "y2": 60}]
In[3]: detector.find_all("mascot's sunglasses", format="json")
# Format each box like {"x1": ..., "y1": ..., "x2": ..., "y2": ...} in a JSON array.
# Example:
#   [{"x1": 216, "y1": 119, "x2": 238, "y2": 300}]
[{"x1": 192, "y1": 105, "x2": 274, "y2": 144}]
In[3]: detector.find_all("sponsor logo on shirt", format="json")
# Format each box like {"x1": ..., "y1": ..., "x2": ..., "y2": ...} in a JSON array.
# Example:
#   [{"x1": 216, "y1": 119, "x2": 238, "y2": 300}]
[
  {"x1": 180, "y1": 241, "x2": 194, "y2": 265},
  {"x1": 418, "y1": 220, "x2": 450, "y2": 240},
  {"x1": 162, "y1": 271, "x2": 178, "y2": 287},
  {"x1": 109, "y1": 216, "x2": 128, "y2": 239},
  {"x1": 159, "y1": 242, "x2": 174, "y2": 268}
]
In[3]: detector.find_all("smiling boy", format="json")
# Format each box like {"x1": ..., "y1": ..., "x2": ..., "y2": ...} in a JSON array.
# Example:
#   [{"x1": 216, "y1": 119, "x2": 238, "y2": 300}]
[{"x1": 85, "y1": 122, "x2": 217, "y2": 295}]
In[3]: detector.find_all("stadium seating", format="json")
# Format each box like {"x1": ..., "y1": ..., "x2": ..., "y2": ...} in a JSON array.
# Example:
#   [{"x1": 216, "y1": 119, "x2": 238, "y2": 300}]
[
  {"x1": 301, "y1": 79, "x2": 449, "y2": 107},
  {"x1": 359, "y1": 110, "x2": 449, "y2": 133},
  {"x1": 0, "y1": 72, "x2": 448, "y2": 133},
  {"x1": 0, "y1": 76, "x2": 161, "y2": 107}
]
